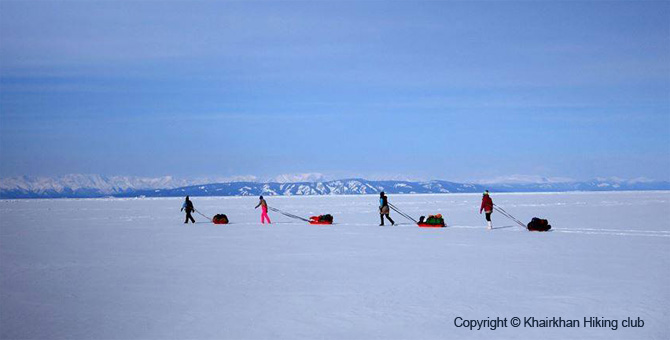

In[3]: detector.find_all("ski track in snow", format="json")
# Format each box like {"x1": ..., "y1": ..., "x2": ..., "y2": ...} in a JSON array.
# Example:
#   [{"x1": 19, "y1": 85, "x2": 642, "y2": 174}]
[{"x1": 1, "y1": 191, "x2": 669, "y2": 339}]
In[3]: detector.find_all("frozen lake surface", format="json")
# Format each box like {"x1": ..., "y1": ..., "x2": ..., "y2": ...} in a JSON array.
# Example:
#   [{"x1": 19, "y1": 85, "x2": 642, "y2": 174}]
[{"x1": 1, "y1": 192, "x2": 669, "y2": 339}]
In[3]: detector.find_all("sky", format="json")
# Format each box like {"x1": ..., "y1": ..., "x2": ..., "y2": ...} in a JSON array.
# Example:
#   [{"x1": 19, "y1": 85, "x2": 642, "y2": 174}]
[{"x1": 1, "y1": 1, "x2": 669, "y2": 182}]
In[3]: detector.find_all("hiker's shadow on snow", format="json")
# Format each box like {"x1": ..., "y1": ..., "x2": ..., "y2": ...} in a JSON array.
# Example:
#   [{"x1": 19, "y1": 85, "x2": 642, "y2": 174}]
[{"x1": 492, "y1": 225, "x2": 516, "y2": 230}]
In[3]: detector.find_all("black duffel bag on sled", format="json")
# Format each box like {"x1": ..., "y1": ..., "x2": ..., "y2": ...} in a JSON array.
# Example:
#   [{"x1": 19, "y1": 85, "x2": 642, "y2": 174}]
[{"x1": 527, "y1": 217, "x2": 551, "y2": 232}]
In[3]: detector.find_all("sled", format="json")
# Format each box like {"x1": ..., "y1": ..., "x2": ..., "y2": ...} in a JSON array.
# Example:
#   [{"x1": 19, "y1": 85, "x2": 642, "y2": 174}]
[
  {"x1": 417, "y1": 214, "x2": 446, "y2": 228},
  {"x1": 527, "y1": 217, "x2": 551, "y2": 232},
  {"x1": 309, "y1": 221, "x2": 333, "y2": 225},
  {"x1": 528, "y1": 226, "x2": 551, "y2": 232},
  {"x1": 212, "y1": 214, "x2": 229, "y2": 225},
  {"x1": 417, "y1": 222, "x2": 446, "y2": 228},
  {"x1": 309, "y1": 215, "x2": 333, "y2": 225}
]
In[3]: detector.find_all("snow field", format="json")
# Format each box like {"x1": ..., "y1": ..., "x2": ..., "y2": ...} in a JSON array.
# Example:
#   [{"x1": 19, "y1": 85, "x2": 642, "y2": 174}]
[{"x1": 1, "y1": 191, "x2": 668, "y2": 339}]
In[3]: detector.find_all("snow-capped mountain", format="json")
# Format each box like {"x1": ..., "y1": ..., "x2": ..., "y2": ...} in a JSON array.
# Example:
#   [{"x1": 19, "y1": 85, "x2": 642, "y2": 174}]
[
  {"x1": 0, "y1": 174, "x2": 209, "y2": 198},
  {"x1": 129, "y1": 179, "x2": 484, "y2": 198},
  {"x1": 1, "y1": 175, "x2": 668, "y2": 198},
  {"x1": 269, "y1": 173, "x2": 327, "y2": 183}
]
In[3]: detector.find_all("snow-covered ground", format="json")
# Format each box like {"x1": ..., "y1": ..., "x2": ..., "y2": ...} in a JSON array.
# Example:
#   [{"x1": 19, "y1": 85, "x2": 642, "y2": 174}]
[{"x1": 1, "y1": 192, "x2": 669, "y2": 339}]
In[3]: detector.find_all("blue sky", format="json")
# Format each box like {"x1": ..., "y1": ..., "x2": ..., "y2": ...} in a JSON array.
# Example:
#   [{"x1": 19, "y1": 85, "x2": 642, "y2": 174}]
[{"x1": 1, "y1": 1, "x2": 668, "y2": 182}]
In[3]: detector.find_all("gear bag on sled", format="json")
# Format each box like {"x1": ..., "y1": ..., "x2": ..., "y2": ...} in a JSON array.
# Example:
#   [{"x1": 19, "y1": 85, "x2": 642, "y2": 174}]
[
  {"x1": 417, "y1": 214, "x2": 446, "y2": 228},
  {"x1": 212, "y1": 214, "x2": 229, "y2": 224},
  {"x1": 527, "y1": 217, "x2": 551, "y2": 232},
  {"x1": 309, "y1": 214, "x2": 333, "y2": 225}
]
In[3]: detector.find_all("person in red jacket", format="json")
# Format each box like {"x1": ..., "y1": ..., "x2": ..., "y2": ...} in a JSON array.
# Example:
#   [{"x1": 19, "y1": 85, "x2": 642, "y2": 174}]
[{"x1": 480, "y1": 190, "x2": 493, "y2": 230}]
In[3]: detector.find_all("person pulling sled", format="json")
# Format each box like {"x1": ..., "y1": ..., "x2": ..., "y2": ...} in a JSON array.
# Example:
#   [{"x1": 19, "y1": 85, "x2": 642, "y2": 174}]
[
  {"x1": 480, "y1": 190, "x2": 493, "y2": 230},
  {"x1": 181, "y1": 196, "x2": 195, "y2": 224},
  {"x1": 379, "y1": 192, "x2": 395, "y2": 226},
  {"x1": 255, "y1": 195, "x2": 272, "y2": 224}
]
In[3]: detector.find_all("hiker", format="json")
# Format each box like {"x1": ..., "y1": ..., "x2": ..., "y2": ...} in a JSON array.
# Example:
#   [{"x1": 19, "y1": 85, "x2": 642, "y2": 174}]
[
  {"x1": 379, "y1": 192, "x2": 395, "y2": 226},
  {"x1": 181, "y1": 196, "x2": 195, "y2": 224},
  {"x1": 255, "y1": 195, "x2": 271, "y2": 224},
  {"x1": 480, "y1": 190, "x2": 493, "y2": 230}
]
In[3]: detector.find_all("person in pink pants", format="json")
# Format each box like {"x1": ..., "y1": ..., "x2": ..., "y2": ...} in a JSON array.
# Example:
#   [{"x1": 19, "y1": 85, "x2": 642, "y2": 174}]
[{"x1": 255, "y1": 195, "x2": 271, "y2": 224}]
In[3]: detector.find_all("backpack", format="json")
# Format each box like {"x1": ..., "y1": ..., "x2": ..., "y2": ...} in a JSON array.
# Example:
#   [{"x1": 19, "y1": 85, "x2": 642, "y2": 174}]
[{"x1": 527, "y1": 217, "x2": 551, "y2": 231}]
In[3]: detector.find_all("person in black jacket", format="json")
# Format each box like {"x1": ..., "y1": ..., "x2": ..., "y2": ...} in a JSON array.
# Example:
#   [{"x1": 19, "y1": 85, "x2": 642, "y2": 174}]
[
  {"x1": 379, "y1": 192, "x2": 395, "y2": 226},
  {"x1": 181, "y1": 196, "x2": 195, "y2": 224}
]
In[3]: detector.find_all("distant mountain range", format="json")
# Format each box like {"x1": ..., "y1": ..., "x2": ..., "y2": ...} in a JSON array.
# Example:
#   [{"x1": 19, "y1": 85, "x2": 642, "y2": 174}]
[{"x1": 1, "y1": 174, "x2": 669, "y2": 199}]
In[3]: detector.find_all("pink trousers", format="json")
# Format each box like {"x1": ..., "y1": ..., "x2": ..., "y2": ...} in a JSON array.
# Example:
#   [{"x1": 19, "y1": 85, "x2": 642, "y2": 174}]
[{"x1": 261, "y1": 207, "x2": 271, "y2": 224}]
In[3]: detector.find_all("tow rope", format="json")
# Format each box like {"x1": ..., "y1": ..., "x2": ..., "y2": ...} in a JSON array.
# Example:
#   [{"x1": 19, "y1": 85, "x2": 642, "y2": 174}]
[
  {"x1": 493, "y1": 205, "x2": 526, "y2": 229},
  {"x1": 267, "y1": 206, "x2": 310, "y2": 222},
  {"x1": 388, "y1": 203, "x2": 418, "y2": 223},
  {"x1": 194, "y1": 209, "x2": 212, "y2": 222}
]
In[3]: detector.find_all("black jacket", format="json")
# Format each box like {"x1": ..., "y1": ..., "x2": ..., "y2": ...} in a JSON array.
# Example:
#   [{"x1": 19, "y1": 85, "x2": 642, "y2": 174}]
[{"x1": 183, "y1": 200, "x2": 194, "y2": 213}]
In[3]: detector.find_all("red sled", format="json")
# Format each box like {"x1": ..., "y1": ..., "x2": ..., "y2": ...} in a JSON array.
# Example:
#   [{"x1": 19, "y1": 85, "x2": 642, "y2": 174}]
[
  {"x1": 417, "y1": 214, "x2": 446, "y2": 228},
  {"x1": 212, "y1": 214, "x2": 229, "y2": 224},
  {"x1": 309, "y1": 221, "x2": 333, "y2": 225},
  {"x1": 417, "y1": 223, "x2": 446, "y2": 228},
  {"x1": 309, "y1": 215, "x2": 334, "y2": 225}
]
